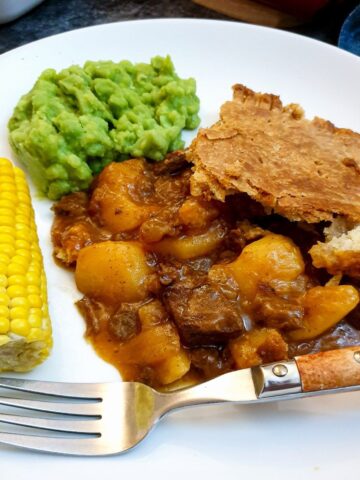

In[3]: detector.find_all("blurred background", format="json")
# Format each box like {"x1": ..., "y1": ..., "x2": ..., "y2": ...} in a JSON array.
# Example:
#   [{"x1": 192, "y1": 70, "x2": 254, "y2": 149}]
[{"x1": 0, "y1": 0, "x2": 358, "y2": 54}]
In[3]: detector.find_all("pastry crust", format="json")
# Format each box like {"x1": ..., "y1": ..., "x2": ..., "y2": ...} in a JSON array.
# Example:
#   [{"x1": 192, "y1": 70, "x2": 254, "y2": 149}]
[
  {"x1": 310, "y1": 221, "x2": 360, "y2": 277},
  {"x1": 188, "y1": 84, "x2": 360, "y2": 223}
]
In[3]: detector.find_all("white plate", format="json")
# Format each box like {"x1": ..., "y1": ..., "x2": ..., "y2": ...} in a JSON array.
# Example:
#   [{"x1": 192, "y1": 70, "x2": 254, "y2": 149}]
[{"x1": 0, "y1": 18, "x2": 360, "y2": 479}]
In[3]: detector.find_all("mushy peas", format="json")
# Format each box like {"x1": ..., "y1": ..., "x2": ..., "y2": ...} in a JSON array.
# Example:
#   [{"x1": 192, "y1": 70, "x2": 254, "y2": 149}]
[{"x1": 8, "y1": 56, "x2": 200, "y2": 200}]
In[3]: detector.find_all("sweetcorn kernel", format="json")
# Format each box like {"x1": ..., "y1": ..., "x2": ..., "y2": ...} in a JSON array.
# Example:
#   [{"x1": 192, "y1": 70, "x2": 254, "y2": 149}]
[
  {"x1": 28, "y1": 285, "x2": 40, "y2": 295},
  {"x1": 10, "y1": 307, "x2": 28, "y2": 319},
  {"x1": 0, "y1": 275, "x2": 7, "y2": 288},
  {"x1": 31, "y1": 250, "x2": 42, "y2": 261},
  {"x1": 15, "y1": 203, "x2": 30, "y2": 214},
  {"x1": 0, "y1": 317, "x2": 9, "y2": 334},
  {"x1": 0, "y1": 293, "x2": 9, "y2": 306},
  {"x1": 7, "y1": 285, "x2": 27, "y2": 298},
  {"x1": 0, "y1": 183, "x2": 16, "y2": 192},
  {"x1": 28, "y1": 265, "x2": 40, "y2": 276},
  {"x1": 15, "y1": 249, "x2": 31, "y2": 260},
  {"x1": 11, "y1": 255, "x2": 29, "y2": 268},
  {"x1": 0, "y1": 216, "x2": 14, "y2": 227},
  {"x1": 0, "y1": 253, "x2": 9, "y2": 263},
  {"x1": 0, "y1": 233, "x2": 13, "y2": 243},
  {"x1": 27, "y1": 328, "x2": 45, "y2": 342},
  {"x1": 15, "y1": 224, "x2": 31, "y2": 238},
  {"x1": 28, "y1": 294, "x2": 42, "y2": 308},
  {"x1": 15, "y1": 215, "x2": 30, "y2": 226},
  {"x1": 0, "y1": 244, "x2": 15, "y2": 256},
  {"x1": 13, "y1": 165, "x2": 25, "y2": 176},
  {"x1": 0, "y1": 165, "x2": 13, "y2": 175},
  {"x1": 10, "y1": 318, "x2": 30, "y2": 337},
  {"x1": 26, "y1": 272, "x2": 40, "y2": 285},
  {"x1": 7, "y1": 263, "x2": 27, "y2": 275},
  {"x1": 0, "y1": 192, "x2": 17, "y2": 203},
  {"x1": 28, "y1": 312, "x2": 42, "y2": 327},
  {"x1": 15, "y1": 229, "x2": 30, "y2": 241},
  {"x1": 0, "y1": 199, "x2": 14, "y2": 209},
  {"x1": 8, "y1": 275, "x2": 27, "y2": 287},
  {"x1": 16, "y1": 238, "x2": 31, "y2": 249},
  {"x1": 17, "y1": 192, "x2": 30, "y2": 204},
  {"x1": 0, "y1": 158, "x2": 11, "y2": 165},
  {"x1": 14, "y1": 184, "x2": 29, "y2": 195},
  {"x1": 0, "y1": 305, "x2": 9, "y2": 318},
  {"x1": 0, "y1": 164, "x2": 14, "y2": 173},
  {"x1": 0, "y1": 225, "x2": 15, "y2": 234},
  {"x1": 10, "y1": 297, "x2": 29, "y2": 308}
]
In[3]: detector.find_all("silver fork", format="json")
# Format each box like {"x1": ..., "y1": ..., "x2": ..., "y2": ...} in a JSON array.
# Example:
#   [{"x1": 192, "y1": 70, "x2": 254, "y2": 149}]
[{"x1": 1, "y1": 346, "x2": 360, "y2": 456}]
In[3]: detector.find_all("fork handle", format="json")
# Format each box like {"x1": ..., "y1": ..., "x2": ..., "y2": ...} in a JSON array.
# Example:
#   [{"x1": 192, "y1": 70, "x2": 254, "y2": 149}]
[
  {"x1": 159, "y1": 346, "x2": 360, "y2": 415},
  {"x1": 295, "y1": 346, "x2": 360, "y2": 392}
]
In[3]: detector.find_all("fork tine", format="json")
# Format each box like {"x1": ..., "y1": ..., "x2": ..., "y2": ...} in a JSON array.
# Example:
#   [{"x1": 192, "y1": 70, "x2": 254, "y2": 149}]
[
  {"x1": 0, "y1": 433, "x2": 108, "y2": 456},
  {"x1": 0, "y1": 413, "x2": 100, "y2": 433},
  {"x1": 0, "y1": 397, "x2": 100, "y2": 416},
  {"x1": 0, "y1": 378, "x2": 102, "y2": 398}
]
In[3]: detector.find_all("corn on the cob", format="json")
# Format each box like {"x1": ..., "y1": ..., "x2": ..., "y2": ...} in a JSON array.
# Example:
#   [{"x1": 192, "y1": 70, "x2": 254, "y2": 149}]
[{"x1": 0, "y1": 157, "x2": 52, "y2": 371}]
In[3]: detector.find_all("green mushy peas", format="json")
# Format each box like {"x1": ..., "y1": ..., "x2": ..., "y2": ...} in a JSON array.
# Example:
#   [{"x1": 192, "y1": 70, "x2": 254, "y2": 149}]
[{"x1": 8, "y1": 56, "x2": 200, "y2": 200}]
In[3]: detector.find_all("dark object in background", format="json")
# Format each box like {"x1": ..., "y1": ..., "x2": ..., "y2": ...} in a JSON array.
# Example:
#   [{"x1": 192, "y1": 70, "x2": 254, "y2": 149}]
[
  {"x1": 260, "y1": 0, "x2": 329, "y2": 18},
  {"x1": 338, "y1": 4, "x2": 360, "y2": 56},
  {"x1": 0, "y1": 0, "x2": 44, "y2": 24},
  {"x1": 0, "y1": 0, "x2": 357, "y2": 55},
  {"x1": 192, "y1": 0, "x2": 329, "y2": 27}
]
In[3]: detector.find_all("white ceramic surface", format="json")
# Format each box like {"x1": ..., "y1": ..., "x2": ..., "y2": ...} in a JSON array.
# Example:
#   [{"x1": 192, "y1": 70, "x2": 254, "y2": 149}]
[{"x1": 0, "y1": 18, "x2": 360, "y2": 479}]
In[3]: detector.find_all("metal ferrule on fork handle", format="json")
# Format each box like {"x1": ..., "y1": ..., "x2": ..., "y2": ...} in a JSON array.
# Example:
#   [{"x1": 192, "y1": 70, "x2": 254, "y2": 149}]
[
  {"x1": 252, "y1": 360, "x2": 302, "y2": 398},
  {"x1": 252, "y1": 346, "x2": 360, "y2": 399}
]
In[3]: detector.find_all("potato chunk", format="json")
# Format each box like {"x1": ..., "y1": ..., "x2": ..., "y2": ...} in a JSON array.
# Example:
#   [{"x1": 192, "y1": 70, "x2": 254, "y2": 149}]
[
  {"x1": 154, "y1": 349, "x2": 191, "y2": 385},
  {"x1": 89, "y1": 160, "x2": 158, "y2": 233},
  {"x1": 288, "y1": 285, "x2": 359, "y2": 341},
  {"x1": 228, "y1": 234, "x2": 305, "y2": 300},
  {"x1": 113, "y1": 299, "x2": 187, "y2": 375},
  {"x1": 229, "y1": 328, "x2": 288, "y2": 369},
  {"x1": 115, "y1": 323, "x2": 181, "y2": 365},
  {"x1": 178, "y1": 198, "x2": 219, "y2": 229},
  {"x1": 150, "y1": 221, "x2": 226, "y2": 259},
  {"x1": 122, "y1": 299, "x2": 190, "y2": 383},
  {"x1": 75, "y1": 241, "x2": 151, "y2": 303}
]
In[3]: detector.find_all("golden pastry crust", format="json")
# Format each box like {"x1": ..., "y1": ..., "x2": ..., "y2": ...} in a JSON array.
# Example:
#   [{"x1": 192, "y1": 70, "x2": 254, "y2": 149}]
[
  {"x1": 188, "y1": 84, "x2": 360, "y2": 223},
  {"x1": 310, "y1": 223, "x2": 360, "y2": 278}
]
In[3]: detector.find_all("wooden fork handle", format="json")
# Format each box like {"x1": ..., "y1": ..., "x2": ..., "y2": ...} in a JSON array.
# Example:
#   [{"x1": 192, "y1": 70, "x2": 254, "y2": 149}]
[{"x1": 295, "y1": 346, "x2": 360, "y2": 392}]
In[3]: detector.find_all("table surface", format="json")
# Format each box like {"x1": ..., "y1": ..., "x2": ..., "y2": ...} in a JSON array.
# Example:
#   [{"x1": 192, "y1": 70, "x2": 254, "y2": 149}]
[{"x1": 0, "y1": 0, "x2": 358, "y2": 55}]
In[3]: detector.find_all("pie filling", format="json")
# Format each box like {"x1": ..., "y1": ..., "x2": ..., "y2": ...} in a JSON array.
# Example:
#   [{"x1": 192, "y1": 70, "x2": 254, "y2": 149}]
[{"x1": 51, "y1": 153, "x2": 360, "y2": 389}]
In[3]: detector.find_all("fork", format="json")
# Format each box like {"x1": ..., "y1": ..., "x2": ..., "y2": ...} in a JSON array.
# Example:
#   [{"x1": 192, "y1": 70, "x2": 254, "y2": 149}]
[{"x1": 0, "y1": 346, "x2": 360, "y2": 456}]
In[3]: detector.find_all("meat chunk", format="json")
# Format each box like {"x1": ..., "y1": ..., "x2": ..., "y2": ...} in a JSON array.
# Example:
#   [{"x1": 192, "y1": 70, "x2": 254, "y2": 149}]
[
  {"x1": 53, "y1": 221, "x2": 96, "y2": 265},
  {"x1": 52, "y1": 192, "x2": 89, "y2": 217},
  {"x1": 76, "y1": 297, "x2": 110, "y2": 336},
  {"x1": 152, "y1": 150, "x2": 189, "y2": 176},
  {"x1": 226, "y1": 219, "x2": 269, "y2": 251},
  {"x1": 251, "y1": 283, "x2": 305, "y2": 330},
  {"x1": 165, "y1": 281, "x2": 243, "y2": 346},
  {"x1": 190, "y1": 347, "x2": 233, "y2": 379},
  {"x1": 51, "y1": 191, "x2": 111, "y2": 265},
  {"x1": 107, "y1": 308, "x2": 141, "y2": 342}
]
